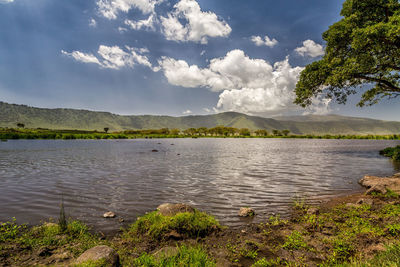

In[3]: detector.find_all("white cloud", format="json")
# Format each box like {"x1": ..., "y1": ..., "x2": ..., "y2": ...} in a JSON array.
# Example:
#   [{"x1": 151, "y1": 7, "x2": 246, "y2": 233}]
[
  {"x1": 182, "y1": 109, "x2": 192, "y2": 114},
  {"x1": 295, "y1": 40, "x2": 324, "y2": 58},
  {"x1": 158, "y1": 49, "x2": 308, "y2": 115},
  {"x1": 160, "y1": 0, "x2": 231, "y2": 44},
  {"x1": 251, "y1": 35, "x2": 278, "y2": 47},
  {"x1": 125, "y1": 14, "x2": 156, "y2": 31},
  {"x1": 62, "y1": 45, "x2": 155, "y2": 70},
  {"x1": 118, "y1": 27, "x2": 128, "y2": 33},
  {"x1": 89, "y1": 18, "x2": 97, "y2": 27},
  {"x1": 61, "y1": 50, "x2": 102, "y2": 65},
  {"x1": 303, "y1": 97, "x2": 332, "y2": 115},
  {"x1": 203, "y1": 108, "x2": 212, "y2": 113},
  {"x1": 97, "y1": 0, "x2": 160, "y2": 20},
  {"x1": 0, "y1": 0, "x2": 14, "y2": 3}
]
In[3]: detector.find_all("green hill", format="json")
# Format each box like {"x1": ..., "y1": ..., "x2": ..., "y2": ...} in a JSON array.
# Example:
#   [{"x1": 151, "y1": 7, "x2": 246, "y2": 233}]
[{"x1": 1, "y1": 101, "x2": 399, "y2": 135}]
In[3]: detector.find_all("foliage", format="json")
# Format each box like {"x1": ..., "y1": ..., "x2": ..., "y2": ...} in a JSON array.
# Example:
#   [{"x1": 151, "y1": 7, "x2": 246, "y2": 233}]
[
  {"x1": 380, "y1": 145, "x2": 400, "y2": 160},
  {"x1": 0, "y1": 218, "x2": 25, "y2": 242},
  {"x1": 132, "y1": 245, "x2": 215, "y2": 267},
  {"x1": 282, "y1": 231, "x2": 308, "y2": 250},
  {"x1": 295, "y1": 0, "x2": 400, "y2": 107},
  {"x1": 127, "y1": 210, "x2": 220, "y2": 240}
]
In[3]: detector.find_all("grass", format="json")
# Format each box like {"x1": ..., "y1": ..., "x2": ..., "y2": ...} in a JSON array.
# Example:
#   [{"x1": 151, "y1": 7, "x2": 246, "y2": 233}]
[
  {"x1": 282, "y1": 230, "x2": 308, "y2": 250},
  {"x1": 380, "y1": 145, "x2": 400, "y2": 160},
  {"x1": 131, "y1": 245, "x2": 215, "y2": 267},
  {"x1": 126, "y1": 210, "x2": 220, "y2": 240},
  {"x1": 1, "y1": 127, "x2": 400, "y2": 140}
]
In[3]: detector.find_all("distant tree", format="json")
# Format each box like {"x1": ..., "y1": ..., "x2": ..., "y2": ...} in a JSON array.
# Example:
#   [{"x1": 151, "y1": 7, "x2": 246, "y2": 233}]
[
  {"x1": 254, "y1": 129, "x2": 268, "y2": 136},
  {"x1": 104, "y1": 127, "x2": 109, "y2": 133},
  {"x1": 272, "y1": 129, "x2": 281, "y2": 136},
  {"x1": 16, "y1": 123, "x2": 25, "y2": 128},
  {"x1": 239, "y1": 128, "x2": 251, "y2": 136},
  {"x1": 295, "y1": 0, "x2": 400, "y2": 108},
  {"x1": 282, "y1": 130, "x2": 290, "y2": 136},
  {"x1": 170, "y1": 128, "x2": 180, "y2": 135}
]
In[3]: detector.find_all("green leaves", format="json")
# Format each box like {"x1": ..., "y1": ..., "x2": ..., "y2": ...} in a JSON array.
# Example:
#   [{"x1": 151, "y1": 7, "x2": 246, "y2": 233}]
[{"x1": 295, "y1": 0, "x2": 400, "y2": 107}]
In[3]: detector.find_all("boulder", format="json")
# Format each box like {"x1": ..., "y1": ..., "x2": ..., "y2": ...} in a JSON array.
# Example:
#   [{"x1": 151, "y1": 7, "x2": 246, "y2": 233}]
[
  {"x1": 103, "y1": 211, "x2": 116, "y2": 218},
  {"x1": 238, "y1": 207, "x2": 256, "y2": 217},
  {"x1": 359, "y1": 175, "x2": 400, "y2": 195},
  {"x1": 157, "y1": 203, "x2": 195, "y2": 216},
  {"x1": 76, "y1": 245, "x2": 119, "y2": 267}
]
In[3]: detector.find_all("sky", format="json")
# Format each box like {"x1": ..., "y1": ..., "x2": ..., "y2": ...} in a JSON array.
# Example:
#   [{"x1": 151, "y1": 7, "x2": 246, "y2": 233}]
[{"x1": 0, "y1": 0, "x2": 399, "y2": 121}]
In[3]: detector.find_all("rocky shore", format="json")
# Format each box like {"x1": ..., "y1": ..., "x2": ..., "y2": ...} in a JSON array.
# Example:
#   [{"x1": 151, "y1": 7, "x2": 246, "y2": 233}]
[{"x1": 2, "y1": 173, "x2": 400, "y2": 266}]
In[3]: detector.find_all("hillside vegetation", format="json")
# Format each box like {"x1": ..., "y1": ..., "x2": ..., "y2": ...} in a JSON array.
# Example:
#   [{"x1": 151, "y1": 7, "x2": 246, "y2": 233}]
[{"x1": 1, "y1": 102, "x2": 400, "y2": 135}]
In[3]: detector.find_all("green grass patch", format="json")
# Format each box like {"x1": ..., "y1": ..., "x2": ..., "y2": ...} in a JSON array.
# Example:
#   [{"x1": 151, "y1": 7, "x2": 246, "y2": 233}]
[
  {"x1": 131, "y1": 245, "x2": 215, "y2": 267},
  {"x1": 127, "y1": 210, "x2": 220, "y2": 240},
  {"x1": 282, "y1": 230, "x2": 308, "y2": 250},
  {"x1": 380, "y1": 146, "x2": 400, "y2": 161}
]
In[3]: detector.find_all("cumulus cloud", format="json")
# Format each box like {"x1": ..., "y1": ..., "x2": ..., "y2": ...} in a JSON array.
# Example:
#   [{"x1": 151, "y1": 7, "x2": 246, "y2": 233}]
[
  {"x1": 160, "y1": 0, "x2": 231, "y2": 44},
  {"x1": 125, "y1": 14, "x2": 156, "y2": 30},
  {"x1": 295, "y1": 40, "x2": 324, "y2": 58},
  {"x1": 97, "y1": 0, "x2": 160, "y2": 19},
  {"x1": 182, "y1": 109, "x2": 192, "y2": 115},
  {"x1": 62, "y1": 45, "x2": 155, "y2": 70},
  {"x1": 251, "y1": 35, "x2": 278, "y2": 47},
  {"x1": 89, "y1": 18, "x2": 97, "y2": 27},
  {"x1": 158, "y1": 49, "x2": 308, "y2": 115},
  {"x1": 303, "y1": 97, "x2": 332, "y2": 115}
]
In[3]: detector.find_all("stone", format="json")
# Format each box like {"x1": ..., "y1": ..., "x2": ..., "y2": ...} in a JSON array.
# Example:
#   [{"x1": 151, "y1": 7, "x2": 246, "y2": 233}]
[
  {"x1": 307, "y1": 207, "x2": 320, "y2": 215},
  {"x1": 359, "y1": 175, "x2": 400, "y2": 194},
  {"x1": 103, "y1": 211, "x2": 116, "y2": 218},
  {"x1": 151, "y1": 149, "x2": 159, "y2": 152},
  {"x1": 356, "y1": 198, "x2": 373, "y2": 205},
  {"x1": 157, "y1": 203, "x2": 195, "y2": 216},
  {"x1": 366, "y1": 185, "x2": 388, "y2": 195},
  {"x1": 238, "y1": 207, "x2": 256, "y2": 217},
  {"x1": 345, "y1": 203, "x2": 359, "y2": 208},
  {"x1": 166, "y1": 230, "x2": 182, "y2": 240},
  {"x1": 153, "y1": 246, "x2": 179, "y2": 261},
  {"x1": 76, "y1": 245, "x2": 119, "y2": 267},
  {"x1": 394, "y1": 173, "x2": 400, "y2": 178}
]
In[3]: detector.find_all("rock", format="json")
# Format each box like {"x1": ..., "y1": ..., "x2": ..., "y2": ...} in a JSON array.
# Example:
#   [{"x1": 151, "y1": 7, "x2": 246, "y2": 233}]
[
  {"x1": 345, "y1": 203, "x2": 359, "y2": 208},
  {"x1": 103, "y1": 211, "x2": 116, "y2": 218},
  {"x1": 153, "y1": 246, "x2": 179, "y2": 261},
  {"x1": 307, "y1": 207, "x2": 320, "y2": 215},
  {"x1": 394, "y1": 173, "x2": 400, "y2": 178},
  {"x1": 238, "y1": 207, "x2": 256, "y2": 217},
  {"x1": 76, "y1": 245, "x2": 119, "y2": 267},
  {"x1": 151, "y1": 149, "x2": 159, "y2": 152},
  {"x1": 118, "y1": 218, "x2": 124, "y2": 223},
  {"x1": 356, "y1": 198, "x2": 373, "y2": 205},
  {"x1": 359, "y1": 175, "x2": 400, "y2": 194},
  {"x1": 37, "y1": 246, "x2": 52, "y2": 257},
  {"x1": 157, "y1": 203, "x2": 195, "y2": 216},
  {"x1": 366, "y1": 185, "x2": 388, "y2": 195}
]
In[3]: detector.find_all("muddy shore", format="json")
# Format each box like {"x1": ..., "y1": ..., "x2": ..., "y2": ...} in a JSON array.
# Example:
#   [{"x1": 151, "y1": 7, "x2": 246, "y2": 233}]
[{"x1": 2, "y1": 173, "x2": 400, "y2": 266}]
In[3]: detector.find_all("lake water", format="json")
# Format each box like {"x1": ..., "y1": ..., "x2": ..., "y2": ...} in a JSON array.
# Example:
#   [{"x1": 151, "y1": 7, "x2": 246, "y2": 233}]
[{"x1": 0, "y1": 139, "x2": 399, "y2": 233}]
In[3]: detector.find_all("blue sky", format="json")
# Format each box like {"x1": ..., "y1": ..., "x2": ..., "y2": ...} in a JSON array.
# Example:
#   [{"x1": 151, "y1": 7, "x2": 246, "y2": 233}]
[{"x1": 0, "y1": 0, "x2": 399, "y2": 121}]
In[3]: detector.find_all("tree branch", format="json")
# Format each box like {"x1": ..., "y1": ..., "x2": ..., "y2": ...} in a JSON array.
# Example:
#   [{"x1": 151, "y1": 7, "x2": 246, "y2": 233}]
[{"x1": 354, "y1": 74, "x2": 400, "y2": 92}]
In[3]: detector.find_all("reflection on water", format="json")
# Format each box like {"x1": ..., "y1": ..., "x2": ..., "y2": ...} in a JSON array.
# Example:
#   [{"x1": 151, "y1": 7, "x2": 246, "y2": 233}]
[{"x1": 0, "y1": 139, "x2": 399, "y2": 232}]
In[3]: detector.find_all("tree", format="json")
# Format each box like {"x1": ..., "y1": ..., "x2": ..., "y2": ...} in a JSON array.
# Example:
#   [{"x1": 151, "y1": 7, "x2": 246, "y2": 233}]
[
  {"x1": 295, "y1": 0, "x2": 400, "y2": 108},
  {"x1": 282, "y1": 130, "x2": 290, "y2": 136},
  {"x1": 239, "y1": 128, "x2": 251, "y2": 136},
  {"x1": 17, "y1": 123, "x2": 25, "y2": 128},
  {"x1": 272, "y1": 129, "x2": 281, "y2": 136},
  {"x1": 104, "y1": 127, "x2": 109, "y2": 133}
]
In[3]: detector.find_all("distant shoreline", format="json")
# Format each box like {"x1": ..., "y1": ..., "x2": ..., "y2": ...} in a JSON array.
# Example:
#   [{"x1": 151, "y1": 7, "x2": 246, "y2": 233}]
[{"x1": 1, "y1": 128, "x2": 400, "y2": 141}]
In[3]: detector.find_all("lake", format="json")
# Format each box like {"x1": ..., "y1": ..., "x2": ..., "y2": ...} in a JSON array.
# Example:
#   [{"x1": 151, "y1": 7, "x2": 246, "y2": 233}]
[{"x1": 0, "y1": 139, "x2": 399, "y2": 233}]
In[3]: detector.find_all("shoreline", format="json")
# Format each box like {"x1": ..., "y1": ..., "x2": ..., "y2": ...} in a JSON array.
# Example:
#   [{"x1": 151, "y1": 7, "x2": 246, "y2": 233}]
[{"x1": 2, "y1": 173, "x2": 400, "y2": 266}]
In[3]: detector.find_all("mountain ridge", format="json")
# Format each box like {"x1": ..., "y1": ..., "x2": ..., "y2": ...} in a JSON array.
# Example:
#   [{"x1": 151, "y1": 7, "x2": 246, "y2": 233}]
[{"x1": 1, "y1": 101, "x2": 399, "y2": 135}]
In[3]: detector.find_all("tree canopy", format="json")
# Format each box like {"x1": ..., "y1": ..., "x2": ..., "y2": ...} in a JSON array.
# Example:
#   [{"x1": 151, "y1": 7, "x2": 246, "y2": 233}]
[{"x1": 295, "y1": 0, "x2": 400, "y2": 107}]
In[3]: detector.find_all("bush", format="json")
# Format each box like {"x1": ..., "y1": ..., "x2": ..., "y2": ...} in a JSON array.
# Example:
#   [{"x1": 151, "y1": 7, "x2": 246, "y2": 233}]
[{"x1": 380, "y1": 146, "x2": 400, "y2": 160}]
